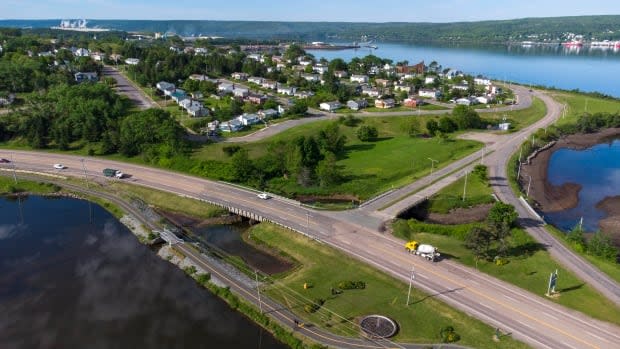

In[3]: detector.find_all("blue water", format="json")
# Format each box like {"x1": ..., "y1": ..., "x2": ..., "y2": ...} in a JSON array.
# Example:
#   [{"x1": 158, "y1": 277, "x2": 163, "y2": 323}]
[
  {"x1": 0, "y1": 196, "x2": 285, "y2": 349},
  {"x1": 545, "y1": 139, "x2": 620, "y2": 232},
  {"x1": 307, "y1": 42, "x2": 620, "y2": 97}
]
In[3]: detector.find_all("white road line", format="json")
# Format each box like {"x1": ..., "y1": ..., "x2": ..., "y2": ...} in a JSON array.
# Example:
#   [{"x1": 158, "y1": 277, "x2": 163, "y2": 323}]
[
  {"x1": 502, "y1": 294, "x2": 517, "y2": 302},
  {"x1": 585, "y1": 330, "x2": 610, "y2": 343},
  {"x1": 516, "y1": 319, "x2": 534, "y2": 329},
  {"x1": 561, "y1": 341, "x2": 579, "y2": 349},
  {"x1": 544, "y1": 312, "x2": 559, "y2": 321}
]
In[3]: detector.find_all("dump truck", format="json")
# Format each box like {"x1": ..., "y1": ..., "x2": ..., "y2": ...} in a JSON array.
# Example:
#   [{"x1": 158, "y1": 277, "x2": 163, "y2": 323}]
[
  {"x1": 405, "y1": 240, "x2": 440, "y2": 261},
  {"x1": 103, "y1": 168, "x2": 124, "y2": 178}
]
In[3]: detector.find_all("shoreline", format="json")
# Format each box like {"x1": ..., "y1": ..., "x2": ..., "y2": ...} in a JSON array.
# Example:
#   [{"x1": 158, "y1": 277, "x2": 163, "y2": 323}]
[{"x1": 520, "y1": 127, "x2": 620, "y2": 231}]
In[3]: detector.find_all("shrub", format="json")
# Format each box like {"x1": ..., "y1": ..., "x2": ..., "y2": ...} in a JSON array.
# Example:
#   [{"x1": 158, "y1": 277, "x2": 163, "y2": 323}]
[
  {"x1": 304, "y1": 298, "x2": 325, "y2": 313},
  {"x1": 356, "y1": 125, "x2": 378, "y2": 141},
  {"x1": 337, "y1": 281, "x2": 366, "y2": 290},
  {"x1": 183, "y1": 265, "x2": 197, "y2": 275},
  {"x1": 222, "y1": 145, "x2": 242, "y2": 156},
  {"x1": 440, "y1": 326, "x2": 461, "y2": 343}
]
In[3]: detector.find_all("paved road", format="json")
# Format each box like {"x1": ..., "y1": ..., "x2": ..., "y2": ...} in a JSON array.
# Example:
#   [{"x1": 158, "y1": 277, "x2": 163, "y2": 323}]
[
  {"x1": 2, "y1": 151, "x2": 619, "y2": 349},
  {"x1": 102, "y1": 65, "x2": 158, "y2": 110}
]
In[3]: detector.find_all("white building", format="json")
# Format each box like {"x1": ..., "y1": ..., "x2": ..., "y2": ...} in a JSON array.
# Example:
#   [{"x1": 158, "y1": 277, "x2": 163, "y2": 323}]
[
  {"x1": 351, "y1": 74, "x2": 369, "y2": 83},
  {"x1": 419, "y1": 88, "x2": 440, "y2": 99},
  {"x1": 125, "y1": 58, "x2": 140, "y2": 65},
  {"x1": 319, "y1": 101, "x2": 342, "y2": 112}
]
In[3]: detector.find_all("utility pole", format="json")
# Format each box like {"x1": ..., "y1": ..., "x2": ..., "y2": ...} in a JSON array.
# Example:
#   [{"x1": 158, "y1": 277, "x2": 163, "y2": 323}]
[
  {"x1": 527, "y1": 175, "x2": 532, "y2": 197},
  {"x1": 10, "y1": 153, "x2": 17, "y2": 184},
  {"x1": 428, "y1": 158, "x2": 438, "y2": 176},
  {"x1": 255, "y1": 270, "x2": 263, "y2": 313},
  {"x1": 480, "y1": 146, "x2": 485, "y2": 164},
  {"x1": 80, "y1": 158, "x2": 90, "y2": 189},
  {"x1": 406, "y1": 266, "x2": 415, "y2": 306},
  {"x1": 462, "y1": 171, "x2": 469, "y2": 201}
]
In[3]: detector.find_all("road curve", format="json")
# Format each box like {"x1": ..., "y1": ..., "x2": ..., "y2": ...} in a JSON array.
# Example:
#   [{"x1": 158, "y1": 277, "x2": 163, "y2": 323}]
[{"x1": 2, "y1": 151, "x2": 619, "y2": 349}]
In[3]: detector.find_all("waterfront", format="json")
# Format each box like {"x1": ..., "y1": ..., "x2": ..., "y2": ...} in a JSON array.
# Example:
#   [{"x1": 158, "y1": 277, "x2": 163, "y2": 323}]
[
  {"x1": 308, "y1": 42, "x2": 620, "y2": 97},
  {"x1": 0, "y1": 196, "x2": 286, "y2": 349},
  {"x1": 545, "y1": 138, "x2": 620, "y2": 233}
]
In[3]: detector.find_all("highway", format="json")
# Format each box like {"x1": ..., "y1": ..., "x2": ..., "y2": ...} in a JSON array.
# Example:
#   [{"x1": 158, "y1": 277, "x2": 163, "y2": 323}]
[{"x1": 2, "y1": 149, "x2": 620, "y2": 349}]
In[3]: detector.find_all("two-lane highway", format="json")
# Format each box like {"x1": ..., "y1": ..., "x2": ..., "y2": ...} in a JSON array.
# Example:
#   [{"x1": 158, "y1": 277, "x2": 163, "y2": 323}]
[{"x1": 2, "y1": 150, "x2": 619, "y2": 349}]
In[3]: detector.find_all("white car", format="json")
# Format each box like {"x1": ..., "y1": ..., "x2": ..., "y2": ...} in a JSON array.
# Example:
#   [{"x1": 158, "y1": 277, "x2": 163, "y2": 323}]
[
  {"x1": 257, "y1": 192, "x2": 271, "y2": 200},
  {"x1": 53, "y1": 163, "x2": 66, "y2": 170}
]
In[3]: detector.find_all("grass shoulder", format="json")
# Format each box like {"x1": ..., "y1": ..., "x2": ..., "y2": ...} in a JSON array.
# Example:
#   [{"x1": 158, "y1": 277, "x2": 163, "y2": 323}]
[
  {"x1": 427, "y1": 165, "x2": 495, "y2": 214},
  {"x1": 248, "y1": 222, "x2": 529, "y2": 348},
  {"x1": 0, "y1": 175, "x2": 61, "y2": 195},
  {"x1": 393, "y1": 219, "x2": 620, "y2": 326}
]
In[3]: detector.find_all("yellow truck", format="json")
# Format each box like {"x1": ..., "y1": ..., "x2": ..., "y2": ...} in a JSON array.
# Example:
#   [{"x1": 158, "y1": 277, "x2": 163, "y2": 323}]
[{"x1": 405, "y1": 240, "x2": 440, "y2": 262}]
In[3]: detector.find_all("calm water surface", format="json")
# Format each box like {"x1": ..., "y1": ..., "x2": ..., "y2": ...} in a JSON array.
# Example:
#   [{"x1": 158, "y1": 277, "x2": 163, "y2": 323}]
[
  {"x1": 0, "y1": 196, "x2": 286, "y2": 349},
  {"x1": 545, "y1": 139, "x2": 620, "y2": 232},
  {"x1": 308, "y1": 42, "x2": 620, "y2": 97}
]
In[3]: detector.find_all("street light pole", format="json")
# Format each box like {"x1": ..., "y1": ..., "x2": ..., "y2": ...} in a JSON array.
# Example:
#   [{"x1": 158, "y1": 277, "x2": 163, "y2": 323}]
[
  {"x1": 428, "y1": 158, "x2": 438, "y2": 176},
  {"x1": 527, "y1": 175, "x2": 532, "y2": 197},
  {"x1": 406, "y1": 266, "x2": 415, "y2": 306},
  {"x1": 80, "y1": 158, "x2": 90, "y2": 189},
  {"x1": 462, "y1": 170, "x2": 469, "y2": 202},
  {"x1": 10, "y1": 153, "x2": 17, "y2": 184},
  {"x1": 255, "y1": 270, "x2": 262, "y2": 313}
]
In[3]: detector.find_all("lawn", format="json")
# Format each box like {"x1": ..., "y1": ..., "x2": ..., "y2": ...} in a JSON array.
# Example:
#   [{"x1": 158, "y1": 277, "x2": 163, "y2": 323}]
[
  {"x1": 482, "y1": 97, "x2": 547, "y2": 130},
  {"x1": 552, "y1": 92, "x2": 620, "y2": 126},
  {"x1": 427, "y1": 168, "x2": 495, "y2": 214},
  {"x1": 393, "y1": 220, "x2": 620, "y2": 326},
  {"x1": 191, "y1": 116, "x2": 483, "y2": 199},
  {"x1": 0, "y1": 175, "x2": 61, "y2": 194},
  {"x1": 249, "y1": 222, "x2": 529, "y2": 349}
]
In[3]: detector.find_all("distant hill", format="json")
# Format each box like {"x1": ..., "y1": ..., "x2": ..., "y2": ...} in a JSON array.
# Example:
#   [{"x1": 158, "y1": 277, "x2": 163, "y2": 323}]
[{"x1": 2, "y1": 16, "x2": 620, "y2": 43}]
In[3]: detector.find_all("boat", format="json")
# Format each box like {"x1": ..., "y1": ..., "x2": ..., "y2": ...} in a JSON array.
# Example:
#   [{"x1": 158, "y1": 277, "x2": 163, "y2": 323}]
[{"x1": 562, "y1": 40, "x2": 583, "y2": 47}]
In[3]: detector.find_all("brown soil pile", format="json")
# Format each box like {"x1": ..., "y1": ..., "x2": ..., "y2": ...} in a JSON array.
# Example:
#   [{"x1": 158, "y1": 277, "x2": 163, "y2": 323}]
[
  {"x1": 426, "y1": 203, "x2": 493, "y2": 225},
  {"x1": 596, "y1": 196, "x2": 620, "y2": 244},
  {"x1": 520, "y1": 128, "x2": 620, "y2": 213}
]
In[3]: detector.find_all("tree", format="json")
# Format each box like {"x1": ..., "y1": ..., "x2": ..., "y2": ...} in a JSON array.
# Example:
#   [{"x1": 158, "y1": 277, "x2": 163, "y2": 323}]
[
  {"x1": 438, "y1": 116, "x2": 458, "y2": 133},
  {"x1": 452, "y1": 105, "x2": 482, "y2": 130},
  {"x1": 587, "y1": 232, "x2": 618, "y2": 261},
  {"x1": 356, "y1": 125, "x2": 378, "y2": 141},
  {"x1": 426, "y1": 119, "x2": 439, "y2": 136},
  {"x1": 466, "y1": 226, "x2": 493, "y2": 260},
  {"x1": 230, "y1": 149, "x2": 254, "y2": 182},
  {"x1": 316, "y1": 151, "x2": 342, "y2": 187},
  {"x1": 487, "y1": 202, "x2": 518, "y2": 231},
  {"x1": 317, "y1": 122, "x2": 346, "y2": 155},
  {"x1": 407, "y1": 119, "x2": 421, "y2": 137}
]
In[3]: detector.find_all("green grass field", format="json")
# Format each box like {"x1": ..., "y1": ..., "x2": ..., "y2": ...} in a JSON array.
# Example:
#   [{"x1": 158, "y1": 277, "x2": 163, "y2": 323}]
[
  {"x1": 393, "y1": 220, "x2": 620, "y2": 326},
  {"x1": 0, "y1": 175, "x2": 61, "y2": 194},
  {"x1": 427, "y1": 169, "x2": 495, "y2": 214},
  {"x1": 552, "y1": 92, "x2": 620, "y2": 125},
  {"x1": 249, "y1": 223, "x2": 529, "y2": 348},
  {"x1": 483, "y1": 97, "x2": 546, "y2": 130}
]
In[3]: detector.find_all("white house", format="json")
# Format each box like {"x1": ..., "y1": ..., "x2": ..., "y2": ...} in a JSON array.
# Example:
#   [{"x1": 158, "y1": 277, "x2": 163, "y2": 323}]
[
  {"x1": 74, "y1": 72, "x2": 98, "y2": 83},
  {"x1": 347, "y1": 99, "x2": 368, "y2": 111},
  {"x1": 499, "y1": 122, "x2": 511, "y2": 131},
  {"x1": 452, "y1": 83, "x2": 469, "y2": 91},
  {"x1": 231, "y1": 72, "x2": 248, "y2": 81},
  {"x1": 277, "y1": 85, "x2": 297, "y2": 95},
  {"x1": 334, "y1": 70, "x2": 348, "y2": 78},
  {"x1": 474, "y1": 77, "x2": 492, "y2": 86},
  {"x1": 394, "y1": 84, "x2": 412, "y2": 93},
  {"x1": 294, "y1": 91, "x2": 315, "y2": 99},
  {"x1": 233, "y1": 87, "x2": 249, "y2": 98},
  {"x1": 188, "y1": 105, "x2": 208, "y2": 117},
  {"x1": 419, "y1": 88, "x2": 440, "y2": 99},
  {"x1": 0, "y1": 93, "x2": 15, "y2": 106},
  {"x1": 425, "y1": 76, "x2": 437, "y2": 85},
  {"x1": 194, "y1": 47, "x2": 208, "y2": 55},
  {"x1": 313, "y1": 65, "x2": 328, "y2": 74},
  {"x1": 237, "y1": 113, "x2": 261, "y2": 126},
  {"x1": 124, "y1": 58, "x2": 140, "y2": 65},
  {"x1": 218, "y1": 83, "x2": 235, "y2": 93},
  {"x1": 247, "y1": 53, "x2": 262, "y2": 61},
  {"x1": 351, "y1": 74, "x2": 369, "y2": 83},
  {"x1": 302, "y1": 73, "x2": 320, "y2": 82},
  {"x1": 156, "y1": 81, "x2": 176, "y2": 95},
  {"x1": 319, "y1": 101, "x2": 342, "y2": 112},
  {"x1": 261, "y1": 80, "x2": 277, "y2": 89},
  {"x1": 170, "y1": 89, "x2": 187, "y2": 103},
  {"x1": 299, "y1": 59, "x2": 313, "y2": 66},
  {"x1": 74, "y1": 48, "x2": 90, "y2": 57},
  {"x1": 258, "y1": 109, "x2": 278, "y2": 119},
  {"x1": 456, "y1": 97, "x2": 473, "y2": 106},
  {"x1": 248, "y1": 76, "x2": 264, "y2": 84},
  {"x1": 90, "y1": 52, "x2": 105, "y2": 61},
  {"x1": 219, "y1": 119, "x2": 244, "y2": 132},
  {"x1": 374, "y1": 98, "x2": 395, "y2": 109},
  {"x1": 486, "y1": 85, "x2": 502, "y2": 95},
  {"x1": 476, "y1": 95, "x2": 494, "y2": 104},
  {"x1": 361, "y1": 86, "x2": 381, "y2": 97}
]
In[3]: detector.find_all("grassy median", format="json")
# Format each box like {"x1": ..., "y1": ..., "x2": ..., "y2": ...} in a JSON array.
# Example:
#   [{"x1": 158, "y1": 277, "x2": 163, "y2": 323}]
[{"x1": 248, "y1": 222, "x2": 530, "y2": 349}]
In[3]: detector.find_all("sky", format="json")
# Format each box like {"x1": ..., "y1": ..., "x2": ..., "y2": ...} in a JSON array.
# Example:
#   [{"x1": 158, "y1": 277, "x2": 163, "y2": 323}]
[{"x1": 2, "y1": 0, "x2": 620, "y2": 22}]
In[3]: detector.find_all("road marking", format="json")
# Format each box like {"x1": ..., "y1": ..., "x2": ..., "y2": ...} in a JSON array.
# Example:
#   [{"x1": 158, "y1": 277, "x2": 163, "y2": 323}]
[
  {"x1": 502, "y1": 294, "x2": 517, "y2": 302},
  {"x1": 516, "y1": 319, "x2": 534, "y2": 329},
  {"x1": 585, "y1": 330, "x2": 610, "y2": 343},
  {"x1": 544, "y1": 313, "x2": 559, "y2": 321},
  {"x1": 561, "y1": 341, "x2": 580, "y2": 349}
]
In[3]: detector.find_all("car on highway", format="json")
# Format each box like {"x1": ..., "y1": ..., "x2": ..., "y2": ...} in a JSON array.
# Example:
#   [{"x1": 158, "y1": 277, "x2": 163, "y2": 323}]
[
  {"x1": 0, "y1": 158, "x2": 10, "y2": 163},
  {"x1": 53, "y1": 163, "x2": 66, "y2": 170},
  {"x1": 257, "y1": 192, "x2": 271, "y2": 200}
]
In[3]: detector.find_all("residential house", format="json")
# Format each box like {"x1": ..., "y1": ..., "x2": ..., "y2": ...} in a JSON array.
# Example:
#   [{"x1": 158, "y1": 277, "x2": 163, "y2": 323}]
[
  {"x1": 74, "y1": 48, "x2": 90, "y2": 57},
  {"x1": 486, "y1": 85, "x2": 502, "y2": 95},
  {"x1": 125, "y1": 58, "x2": 139, "y2": 65},
  {"x1": 233, "y1": 87, "x2": 249, "y2": 98},
  {"x1": 452, "y1": 82, "x2": 469, "y2": 91},
  {"x1": 189, "y1": 74, "x2": 215, "y2": 82},
  {"x1": 368, "y1": 66, "x2": 381, "y2": 75},
  {"x1": 425, "y1": 76, "x2": 437, "y2": 85},
  {"x1": 299, "y1": 59, "x2": 313, "y2": 66},
  {"x1": 474, "y1": 77, "x2": 492, "y2": 86},
  {"x1": 498, "y1": 122, "x2": 511, "y2": 131},
  {"x1": 170, "y1": 89, "x2": 187, "y2": 103},
  {"x1": 194, "y1": 47, "x2": 208, "y2": 55},
  {"x1": 394, "y1": 84, "x2": 412, "y2": 94},
  {"x1": 218, "y1": 83, "x2": 235, "y2": 93},
  {"x1": 456, "y1": 97, "x2": 474, "y2": 106},
  {"x1": 319, "y1": 101, "x2": 342, "y2": 112},
  {"x1": 294, "y1": 91, "x2": 314, "y2": 99},
  {"x1": 258, "y1": 109, "x2": 278, "y2": 119},
  {"x1": 191, "y1": 91, "x2": 204, "y2": 99},
  {"x1": 351, "y1": 74, "x2": 369, "y2": 83},
  {"x1": 261, "y1": 80, "x2": 277, "y2": 89},
  {"x1": 38, "y1": 51, "x2": 54, "y2": 57},
  {"x1": 90, "y1": 52, "x2": 105, "y2": 61},
  {"x1": 374, "y1": 98, "x2": 395, "y2": 109},
  {"x1": 403, "y1": 98, "x2": 418, "y2": 108},
  {"x1": 248, "y1": 76, "x2": 264, "y2": 85},
  {"x1": 276, "y1": 62, "x2": 287, "y2": 71},
  {"x1": 271, "y1": 56, "x2": 284, "y2": 63},
  {"x1": 231, "y1": 72, "x2": 249, "y2": 81},
  {"x1": 313, "y1": 65, "x2": 328, "y2": 74},
  {"x1": 395, "y1": 61, "x2": 425, "y2": 75},
  {"x1": 277, "y1": 85, "x2": 297, "y2": 96},
  {"x1": 219, "y1": 119, "x2": 244, "y2": 132},
  {"x1": 109, "y1": 53, "x2": 122, "y2": 63},
  {"x1": 247, "y1": 53, "x2": 262, "y2": 61},
  {"x1": 246, "y1": 93, "x2": 267, "y2": 104},
  {"x1": 476, "y1": 95, "x2": 494, "y2": 104},
  {"x1": 302, "y1": 73, "x2": 320, "y2": 82},
  {"x1": 418, "y1": 88, "x2": 440, "y2": 99},
  {"x1": 156, "y1": 81, "x2": 176, "y2": 95},
  {"x1": 361, "y1": 86, "x2": 381, "y2": 97},
  {"x1": 402, "y1": 73, "x2": 418, "y2": 80},
  {"x1": 74, "y1": 72, "x2": 98, "y2": 83},
  {"x1": 183, "y1": 47, "x2": 195, "y2": 55},
  {"x1": 347, "y1": 99, "x2": 368, "y2": 111},
  {"x1": 237, "y1": 113, "x2": 261, "y2": 126},
  {"x1": 188, "y1": 104, "x2": 208, "y2": 117},
  {"x1": 334, "y1": 70, "x2": 348, "y2": 78},
  {"x1": 443, "y1": 69, "x2": 463, "y2": 79},
  {"x1": 375, "y1": 79, "x2": 391, "y2": 87}
]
